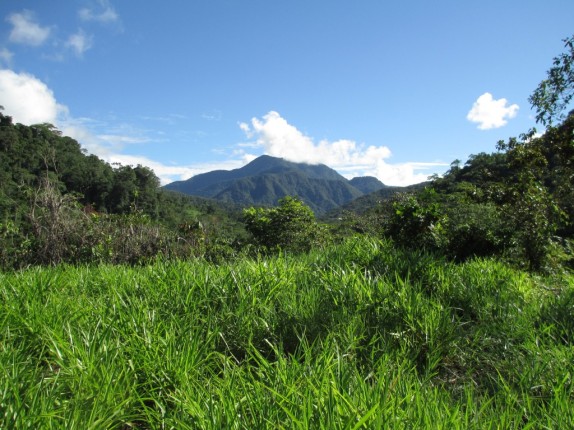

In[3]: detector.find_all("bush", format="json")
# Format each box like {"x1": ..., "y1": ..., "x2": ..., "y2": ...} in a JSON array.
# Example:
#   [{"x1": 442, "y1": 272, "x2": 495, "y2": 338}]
[
  {"x1": 384, "y1": 190, "x2": 448, "y2": 252},
  {"x1": 243, "y1": 196, "x2": 328, "y2": 253},
  {"x1": 444, "y1": 202, "x2": 507, "y2": 261},
  {"x1": 7, "y1": 179, "x2": 209, "y2": 267}
]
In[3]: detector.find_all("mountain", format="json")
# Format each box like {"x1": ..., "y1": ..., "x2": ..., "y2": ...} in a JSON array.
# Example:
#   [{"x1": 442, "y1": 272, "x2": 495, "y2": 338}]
[
  {"x1": 163, "y1": 155, "x2": 388, "y2": 215},
  {"x1": 325, "y1": 181, "x2": 430, "y2": 220},
  {"x1": 349, "y1": 176, "x2": 386, "y2": 194}
]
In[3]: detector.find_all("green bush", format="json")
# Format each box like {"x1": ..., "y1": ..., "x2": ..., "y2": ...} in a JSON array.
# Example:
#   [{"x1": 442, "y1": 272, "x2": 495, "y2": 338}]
[
  {"x1": 444, "y1": 202, "x2": 507, "y2": 261},
  {"x1": 384, "y1": 190, "x2": 448, "y2": 252},
  {"x1": 243, "y1": 196, "x2": 328, "y2": 253}
]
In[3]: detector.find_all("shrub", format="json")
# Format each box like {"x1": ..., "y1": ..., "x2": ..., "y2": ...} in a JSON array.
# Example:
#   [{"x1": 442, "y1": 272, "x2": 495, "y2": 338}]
[{"x1": 243, "y1": 196, "x2": 328, "y2": 253}]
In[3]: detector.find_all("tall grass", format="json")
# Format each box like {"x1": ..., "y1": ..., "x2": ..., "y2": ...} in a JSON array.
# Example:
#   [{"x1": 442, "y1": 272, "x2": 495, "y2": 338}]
[{"x1": 1, "y1": 237, "x2": 572, "y2": 428}]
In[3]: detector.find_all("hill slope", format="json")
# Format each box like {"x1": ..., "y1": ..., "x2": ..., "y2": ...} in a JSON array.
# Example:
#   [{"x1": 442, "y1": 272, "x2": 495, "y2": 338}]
[{"x1": 164, "y1": 155, "x2": 387, "y2": 214}]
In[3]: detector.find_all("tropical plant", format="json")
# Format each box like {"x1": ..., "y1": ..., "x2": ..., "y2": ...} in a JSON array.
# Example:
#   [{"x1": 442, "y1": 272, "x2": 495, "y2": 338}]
[
  {"x1": 243, "y1": 196, "x2": 326, "y2": 252},
  {"x1": 529, "y1": 34, "x2": 574, "y2": 126}
]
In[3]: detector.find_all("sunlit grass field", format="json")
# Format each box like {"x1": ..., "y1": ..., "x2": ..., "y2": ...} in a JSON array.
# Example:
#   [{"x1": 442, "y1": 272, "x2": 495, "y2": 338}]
[{"x1": 1, "y1": 237, "x2": 573, "y2": 429}]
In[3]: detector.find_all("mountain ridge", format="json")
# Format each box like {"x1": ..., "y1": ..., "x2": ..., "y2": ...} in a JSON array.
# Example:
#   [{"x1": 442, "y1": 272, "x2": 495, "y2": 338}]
[{"x1": 164, "y1": 155, "x2": 389, "y2": 214}]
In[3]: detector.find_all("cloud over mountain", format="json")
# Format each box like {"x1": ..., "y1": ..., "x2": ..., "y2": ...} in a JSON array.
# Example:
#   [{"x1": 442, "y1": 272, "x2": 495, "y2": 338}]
[{"x1": 239, "y1": 111, "x2": 443, "y2": 186}]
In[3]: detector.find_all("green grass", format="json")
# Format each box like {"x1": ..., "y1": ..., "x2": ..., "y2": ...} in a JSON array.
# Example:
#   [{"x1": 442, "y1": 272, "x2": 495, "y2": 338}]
[{"x1": 1, "y1": 237, "x2": 573, "y2": 428}]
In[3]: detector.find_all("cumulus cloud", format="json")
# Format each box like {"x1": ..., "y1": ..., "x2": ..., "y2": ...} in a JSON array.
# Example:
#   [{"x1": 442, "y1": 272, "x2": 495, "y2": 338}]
[
  {"x1": 239, "y1": 111, "x2": 444, "y2": 186},
  {"x1": 66, "y1": 30, "x2": 94, "y2": 56},
  {"x1": 7, "y1": 11, "x2": 51, "y2": 46},
  {"x1": 0, "y1": 70, "x2": 120, "y2": 157},
  {"x1": 240, "y1": 111, "x2": 391, "y2": 166},
  {"x1": 79, "y1": 0, "x2": 119, "y2": 24},
  {"x1": 0, "y1": 69, "x2": 67, "y2": 125},
  {"x1": 467, "y1": 92, "x2": 519, "y2": 130}
]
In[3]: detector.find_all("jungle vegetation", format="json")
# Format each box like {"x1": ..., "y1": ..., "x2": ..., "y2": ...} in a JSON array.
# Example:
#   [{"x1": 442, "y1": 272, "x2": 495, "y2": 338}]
[{"x1": 0, "y1": 34, "x2": 573, "y2": 429}]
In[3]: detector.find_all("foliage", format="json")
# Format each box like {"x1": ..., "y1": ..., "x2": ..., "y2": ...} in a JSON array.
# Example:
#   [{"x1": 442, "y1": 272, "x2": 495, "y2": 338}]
[
  {"x1": 1, "y1": 237, "x2": 572, "y2": 428},
  {"x1": 243, "y1": 196, "x2": 327, "y2": 252},
  {"x1": 0, "y1": 219, "x2": 31, "y2": 268},
  {"x1": 28, "y1": 177, "x2": 91, "y2": 265},
  {"x1": 383, "y1": 189, "x2": 448, "y2": 251},
  {"x1": 0, "y1": 174, "x2": 245, "y2": 268},
  {"x1": 529, "y1": 34, "x2": 574, "y2": 126},
  {"x1": 380, "y1": 103, "x2": 574, "y2": 271},
  {"x1": 0, "y1": 112, "x2": 162, "y2": 218},
  {"x1": 0, "y1": 113, "x2": 247, "y2": 268},
  {"x1": 443, "y1": 200, "x2": 506, "y2": 261},
  {"x1": 495, "y1": 125, "x2": 571, "y2": 270}
]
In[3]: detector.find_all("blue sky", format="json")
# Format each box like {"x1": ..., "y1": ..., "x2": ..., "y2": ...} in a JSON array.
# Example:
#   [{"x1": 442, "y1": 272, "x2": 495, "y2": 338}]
[{"x1": 1, "y1": 1, "x2": 573, "y2": 185}]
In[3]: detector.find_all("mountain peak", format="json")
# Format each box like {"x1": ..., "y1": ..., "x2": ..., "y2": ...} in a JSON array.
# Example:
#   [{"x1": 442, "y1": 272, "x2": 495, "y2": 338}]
[{"x1": 163, "y1": 155, "x2": 385, "y2": 214}]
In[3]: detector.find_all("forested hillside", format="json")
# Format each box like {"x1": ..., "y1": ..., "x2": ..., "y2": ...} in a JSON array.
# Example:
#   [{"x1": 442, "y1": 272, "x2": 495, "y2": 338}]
[
  {"x1": 368, "y1": 109, "x2": 574, "y2": 271},
  {"x1": 351, "y1": 35, "x2": 574, "y2": 271},
  {"x1": 164, "y1": 154, "x2": 386, "y2": 215},
  {"x1": 0, "y1": 113, "x2": 245, "y2": 268},
  {"x1": 0, "y1": 112, "x2": 242, "y2": 222}
]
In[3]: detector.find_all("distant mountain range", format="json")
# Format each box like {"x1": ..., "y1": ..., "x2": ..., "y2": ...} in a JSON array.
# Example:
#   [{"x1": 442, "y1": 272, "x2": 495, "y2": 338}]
[{"x1": 164, "y1": 155, "x2": 405, "y2": 215}]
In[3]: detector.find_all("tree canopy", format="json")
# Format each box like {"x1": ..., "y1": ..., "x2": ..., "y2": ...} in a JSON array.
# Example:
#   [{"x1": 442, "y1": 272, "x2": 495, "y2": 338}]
[{"x1": 529, "y1": 34, "x2": 574, "y2": 126}]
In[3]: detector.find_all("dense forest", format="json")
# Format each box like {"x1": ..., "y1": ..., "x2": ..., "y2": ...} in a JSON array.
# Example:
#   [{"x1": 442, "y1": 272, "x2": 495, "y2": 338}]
[
  {"x1": 0, "y1": 114, "x2": 248, "y2": 267},
  {"x1": 1, "y1": 100, "x2": 574, "y2": 271}
]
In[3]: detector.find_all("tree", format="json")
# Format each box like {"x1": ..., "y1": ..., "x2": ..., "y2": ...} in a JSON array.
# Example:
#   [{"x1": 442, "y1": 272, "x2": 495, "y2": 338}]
[
  {"x1": 108, "y1": 165, "x2": 138, "y2": 213},
  {"x1": 132, "y1": 165, "x2": 160, "y2": 216},
  {"x1": 243, "y1": 196, "x2": 323, "y2": 252},
  {"x1": 529, "y1": 34, "x2": 574, "y2": 126},
  {"x1": 540, "y1": 112, "x2": 574, "y2": 236},
  {"x1": 384, "y1": 189, "x2": 448, "y2": 252}
]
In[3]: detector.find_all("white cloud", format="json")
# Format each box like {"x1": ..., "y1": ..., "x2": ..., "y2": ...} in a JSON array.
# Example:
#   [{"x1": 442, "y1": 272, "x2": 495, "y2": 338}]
[
  {"x1": 60, "y1": 118, "x2": 147, "y2": 157},
  {"x1": 66, "y1": 30, "x2": 94, "y2": 56},
  {"x1": 355, "y1": 161, "x2": 444, "y2": 187},
  {"x1": 239, "y1": 111, "x2": 444, "y2": 186},
  {"x1": 0, "y1": 69, "x2": 67, "y2": 125},
  {"x1": 467, "y1": 92, "x2": 519, "y2": 130},
  {"x1": 240, "y1": 111, "x2": 392, "y2": 166},
  {"x1": 97, "y1": 134, "x2": 149, "y2": 145},
  {"x1": 0, "y1": 70, "x2": 125, "y2": 157},
  {"x1": 79, "y1": 0, "x2": 119, "y2": 24},
  {"x1": 7, "y1": 11, "x2": 51, "y2": 46},
  {"x1": 103, "y1": 154, "x2": 247, "y2": 185},
  {"x1": 0, "y1": 48, "x2": 14, "y2": 66},
  {"x1": 0, "y1": 68, "x2": 235, "y2": 185},
  {"x1": 60, "y1": 122, "x2": 103, "y2": 152}
]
